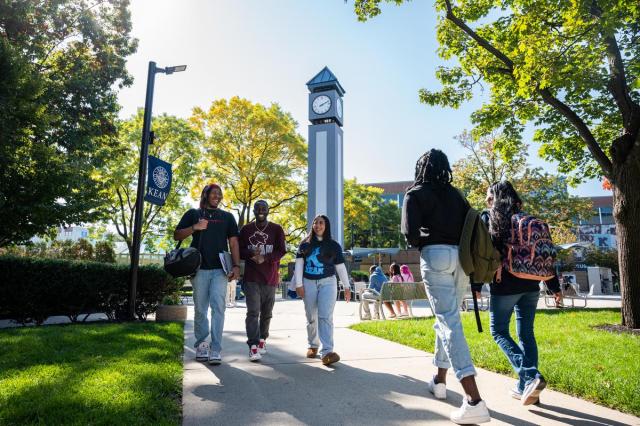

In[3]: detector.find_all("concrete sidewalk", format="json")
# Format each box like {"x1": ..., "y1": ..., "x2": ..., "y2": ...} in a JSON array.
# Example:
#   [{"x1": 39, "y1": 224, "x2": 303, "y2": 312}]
[{"x1": 182, "y1": 299, "x2": 638, "y2": 426}]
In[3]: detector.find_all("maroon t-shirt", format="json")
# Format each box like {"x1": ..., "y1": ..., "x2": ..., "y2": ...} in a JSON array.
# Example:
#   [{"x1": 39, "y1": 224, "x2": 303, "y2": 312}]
[{"x1": 239, "y1": 221, "x2": 286, "y2": 286}]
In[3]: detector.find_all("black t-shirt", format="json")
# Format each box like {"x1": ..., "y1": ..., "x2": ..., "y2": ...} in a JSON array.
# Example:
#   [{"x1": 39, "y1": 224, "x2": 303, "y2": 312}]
[
  {"x1": 296, "y1": 239, "x2": 345, "y2": 280},
  {"x1": 176, "y1": 208, "x2": 239, "y2": 270}
]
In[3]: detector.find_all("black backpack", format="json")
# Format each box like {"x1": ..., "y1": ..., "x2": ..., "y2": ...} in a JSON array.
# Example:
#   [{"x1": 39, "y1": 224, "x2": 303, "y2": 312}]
[{"x1": 164, "y1": 210, "x2": 203, "y2": 278}]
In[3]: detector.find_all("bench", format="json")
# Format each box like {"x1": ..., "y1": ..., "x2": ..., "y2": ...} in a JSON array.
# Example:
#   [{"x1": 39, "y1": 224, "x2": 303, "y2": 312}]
[
  {"x1": 541, "y1": 281, "x2": 588, "y2": 308},
  {"x1": 359, "y1": 281, "x2": 429, "y2": 320},
  {"x1": 461, "y1": 284, "x2": 490, "y2": 312}
]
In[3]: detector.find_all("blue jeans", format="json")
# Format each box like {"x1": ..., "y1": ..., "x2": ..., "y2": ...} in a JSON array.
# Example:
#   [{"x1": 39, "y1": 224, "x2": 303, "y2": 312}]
[
  {"x1": 303, "y1": 276, "x2": 337, "y2": 357},
  {"x1": 192, "y1": 268, "x2": 228, "y2": 352},
  {"x1": 490, "y1": 291, "x2": 541, "y2": 392},
  {"x1": 420, "y1": 245, "x2": 477, "y2": 381}
]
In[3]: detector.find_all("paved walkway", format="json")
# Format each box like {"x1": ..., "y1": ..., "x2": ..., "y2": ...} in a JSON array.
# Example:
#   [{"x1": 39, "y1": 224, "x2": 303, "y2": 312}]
[{"x1": 182, "y1": 298, "x2": 638, "y2": 426}]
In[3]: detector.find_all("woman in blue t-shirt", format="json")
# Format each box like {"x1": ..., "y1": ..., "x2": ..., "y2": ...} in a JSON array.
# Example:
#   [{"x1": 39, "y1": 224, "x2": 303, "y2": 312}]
[{"x1": 294, "y1": 215, "x2": 352, "y2": 366}]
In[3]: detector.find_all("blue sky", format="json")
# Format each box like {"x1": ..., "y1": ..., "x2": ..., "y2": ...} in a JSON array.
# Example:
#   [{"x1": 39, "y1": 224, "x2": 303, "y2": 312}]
[{"x1": 118, "y1": 0, "x2": 606, "y2": 197}]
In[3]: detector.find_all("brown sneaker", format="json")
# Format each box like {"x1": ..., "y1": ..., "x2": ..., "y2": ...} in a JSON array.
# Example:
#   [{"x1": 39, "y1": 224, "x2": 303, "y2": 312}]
[
  {"x1": 321, "y1": 352, "x2": 340, "y2": 366},
  {"x1": 306, "y1": 348, "x2": 318, "y2": 358}
]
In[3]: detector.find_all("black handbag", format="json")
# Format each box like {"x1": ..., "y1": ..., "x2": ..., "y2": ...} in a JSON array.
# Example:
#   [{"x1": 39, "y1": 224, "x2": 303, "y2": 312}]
[
  {"x1": 164, "y1": 210, "x2": 203, "y2": 278},
  {"x1": 164, "y1": 240, "x2": 201, "y2": 278}
]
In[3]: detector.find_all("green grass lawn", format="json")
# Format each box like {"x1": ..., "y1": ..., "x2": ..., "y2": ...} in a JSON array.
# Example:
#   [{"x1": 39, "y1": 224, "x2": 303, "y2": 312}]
[
  {"x1": 0, "y1": 322, "x2": 184, "y2": 425},
  {"x1": 351, "y1": 308, "x2": 640, "y2": 416}
]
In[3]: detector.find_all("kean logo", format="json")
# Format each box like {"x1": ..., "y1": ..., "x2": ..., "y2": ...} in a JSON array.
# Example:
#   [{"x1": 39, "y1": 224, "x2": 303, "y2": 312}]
[{"x1": 145, "y1": 155, "x2": 172, "y2": 206}]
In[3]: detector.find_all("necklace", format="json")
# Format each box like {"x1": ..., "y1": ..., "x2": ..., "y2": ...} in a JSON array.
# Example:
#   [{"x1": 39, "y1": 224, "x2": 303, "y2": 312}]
[{"x1": 255, "y1": 220, "x2": 269, "y2": 233}]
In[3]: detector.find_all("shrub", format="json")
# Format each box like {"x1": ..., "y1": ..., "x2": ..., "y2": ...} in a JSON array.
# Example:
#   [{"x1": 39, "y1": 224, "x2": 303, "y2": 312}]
[
  {"x1": 3, "y1": 238, "x2": 118, "y2": 263},
  {"x1": 0, "y1": 256, "x2": 183, "y2": 324},
  {"x1": 351, "y1": 270, "x2": 369, "y2": 282},
  {"x1": 95, "y1": 240, "x2": 117, "y2": 263}
]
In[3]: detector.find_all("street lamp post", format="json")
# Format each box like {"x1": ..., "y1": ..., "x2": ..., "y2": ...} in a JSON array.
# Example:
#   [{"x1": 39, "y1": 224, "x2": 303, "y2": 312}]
[{"x1": 128, "y1": 61, "x2": 186, "y2": 320}]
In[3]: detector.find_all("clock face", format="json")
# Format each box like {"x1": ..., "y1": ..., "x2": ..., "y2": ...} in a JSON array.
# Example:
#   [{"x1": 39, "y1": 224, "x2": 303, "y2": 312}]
[
  {"x1": 336, "y1": 97, "x2": 343, "y2": 118},
  {"x1": 312, "y1": 95, "x2": 331, "y2": 115}
]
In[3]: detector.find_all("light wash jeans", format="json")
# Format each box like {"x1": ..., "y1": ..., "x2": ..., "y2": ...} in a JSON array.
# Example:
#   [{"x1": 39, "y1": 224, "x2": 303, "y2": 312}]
[
  {"x1": 420, "y1": 244, "x2": 477, "y2": 381},
  {"x1": 192, "y1": 268, "x2": 228, "y2": 352},
  {"x1": 361, "y1": 289, "x2": 381, "y2": 318},
  {"x1": 490, "y1": 291, "x2": 541, "y2": 392},
  {"x1": 303, "y1": 276, "x2": 337, "y2": 357}
]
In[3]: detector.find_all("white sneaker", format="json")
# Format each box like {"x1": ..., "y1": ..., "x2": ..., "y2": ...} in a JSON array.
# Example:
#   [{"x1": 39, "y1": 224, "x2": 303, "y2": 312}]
[
  {"x1": 522, "y1": 376, "x2": 546, "y2": 405},
  {"x1": 195, "y1": 342, "x2": 210, "y2": 362},
  {"x1": 428, "y1": 376, "x2": 447, "y2": 399},
  {"x1": 450, "y1": 399, "x2": 490, "y2": 424},
  {"x1": 249, "y1": 345, "x2": 262, "y2": 362},
  {"x1": 509, "y1": 386, "x2": 522, "y2": 400},
  {"x1": 208, "y1": 350, "x2": 222, "y2": 365},
  {"x1": 258, "y1": 339, "x2": 267, "y2": 355}
]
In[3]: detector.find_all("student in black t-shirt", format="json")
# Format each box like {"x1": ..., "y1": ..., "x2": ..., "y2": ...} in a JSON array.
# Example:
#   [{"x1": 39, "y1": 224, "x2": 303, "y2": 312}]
[
  {"x1": 174, "y1": 184, "x2": 240, "y2": 365},
  {"x1": 294, "y1": 215, "x2": 351, "y2": 366}
]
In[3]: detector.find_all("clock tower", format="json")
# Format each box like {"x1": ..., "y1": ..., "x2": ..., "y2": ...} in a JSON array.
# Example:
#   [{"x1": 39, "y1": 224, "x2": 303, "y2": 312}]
[{"x1": 306, "y1": 67, "x2": 345, "y2": 246}]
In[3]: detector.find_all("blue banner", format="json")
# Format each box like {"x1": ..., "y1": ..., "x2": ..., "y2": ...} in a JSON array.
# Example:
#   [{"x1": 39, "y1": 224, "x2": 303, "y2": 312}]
[{"x1": 144, "y1": 155, "x2": 172, "y2": 206}]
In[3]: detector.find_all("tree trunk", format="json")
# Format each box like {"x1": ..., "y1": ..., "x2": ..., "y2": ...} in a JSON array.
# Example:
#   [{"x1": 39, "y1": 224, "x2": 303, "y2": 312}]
[{"x1": 613, "y1": 143, "x2": 640, "y2": 329}]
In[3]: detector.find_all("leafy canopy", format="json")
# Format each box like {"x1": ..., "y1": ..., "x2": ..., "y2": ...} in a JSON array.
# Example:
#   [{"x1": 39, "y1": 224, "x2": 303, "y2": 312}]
[
  {"x1": 355, "y1": 0, "x2": 639, "y2": 183},
  {"x1": 190, "y1": 97, "x2": 307, "y2": 232},
  {"x1": 0, "y1": 0, "x2": 137, "y2": 246},
  {"x1": 96, "y1": 110, "x2": 200, "y2": 258}
]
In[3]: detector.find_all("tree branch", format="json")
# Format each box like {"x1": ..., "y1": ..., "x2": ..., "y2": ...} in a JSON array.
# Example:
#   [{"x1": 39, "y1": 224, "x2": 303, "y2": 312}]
[
  {"x1": 443, "y1": 0, "x2": 614, "y2": 177},
  {"x1": 443, "y1": 0, "x2": 513, "y2": 71},
  {"x1": 269, "y1": 190, "x2": 307, "y2": 210},
  {"x1": 537, "y1": 87, "x2": 613, "y2": 176},
  {"x1": 590, "y1": 1, "x2": 639, "y2": 128}
]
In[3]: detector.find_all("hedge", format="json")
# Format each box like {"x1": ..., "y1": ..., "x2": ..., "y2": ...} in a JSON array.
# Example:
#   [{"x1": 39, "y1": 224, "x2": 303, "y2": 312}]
[
  {"x1": 351, "y1": 270, "x2": 369, "y2": 282},
  {"x1": 0, "y1": 256, "x2": 183, "y2": 324}
]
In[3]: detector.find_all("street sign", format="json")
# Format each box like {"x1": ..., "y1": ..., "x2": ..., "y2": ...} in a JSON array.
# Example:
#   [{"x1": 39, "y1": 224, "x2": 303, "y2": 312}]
[{"x1": 144, "y1": 155, "x2": 172, "y2": 206}]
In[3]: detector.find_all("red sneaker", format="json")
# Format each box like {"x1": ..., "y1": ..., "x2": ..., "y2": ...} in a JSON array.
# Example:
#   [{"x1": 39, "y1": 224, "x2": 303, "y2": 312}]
[{"x1": 258, "y1": 339, "x2": 267, "y2": 355}]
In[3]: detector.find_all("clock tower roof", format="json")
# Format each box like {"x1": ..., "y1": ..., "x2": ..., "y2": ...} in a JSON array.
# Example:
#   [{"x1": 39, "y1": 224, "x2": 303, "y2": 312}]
[{"x1": 306, "y1": 66, "x2": 345, "y2": 96}]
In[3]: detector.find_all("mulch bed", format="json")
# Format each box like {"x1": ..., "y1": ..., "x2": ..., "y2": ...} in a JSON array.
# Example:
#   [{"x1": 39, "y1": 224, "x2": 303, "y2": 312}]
[{"x1": 593, "y1": 324, "x2": 640, "y2": 336}]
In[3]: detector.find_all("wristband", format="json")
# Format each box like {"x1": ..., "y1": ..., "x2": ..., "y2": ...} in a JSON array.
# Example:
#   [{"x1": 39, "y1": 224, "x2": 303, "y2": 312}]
[{"x1": 233, "y1": 264, "x2": 240, "y2": 268}]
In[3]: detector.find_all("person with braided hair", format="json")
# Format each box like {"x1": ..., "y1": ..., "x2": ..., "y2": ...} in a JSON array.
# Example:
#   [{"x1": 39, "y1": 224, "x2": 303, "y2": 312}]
[
  {"x1": 402, "y1": 149, "x2": 491, "y2": 424},
  {"x1": 175, "y1": 184, "x2": 240, "y2": 365}
]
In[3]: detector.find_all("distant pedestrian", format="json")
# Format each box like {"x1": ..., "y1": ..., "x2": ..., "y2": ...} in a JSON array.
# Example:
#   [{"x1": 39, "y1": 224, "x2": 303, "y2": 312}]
[
  {"x1": 294, "y1": 215, "x2": 351, "y2": 366},
  {"x1": 239, "y1": 200, "x2": 286, "y2": 362},
  {"x1": 400, "y1": 264, "x2": 414, "y2": 283},
  {"x1": 402, "y1": 149, "x2": 490, "y2": 424},
  {"x1": 226, "y1": 279, "x2": 237, "y2": 308},
  {"x1": 389, "y1": 263, "x2": 410, "y2": 317},
  {"x1": 174, "y1": 184, "x2": 240, "y2": 365},
  {"x1": 361, "y1": 265, "x2": 394, "y2": 320},
  {"x1": 486, "y1": 181, "x2": 562, "y2": 405}
]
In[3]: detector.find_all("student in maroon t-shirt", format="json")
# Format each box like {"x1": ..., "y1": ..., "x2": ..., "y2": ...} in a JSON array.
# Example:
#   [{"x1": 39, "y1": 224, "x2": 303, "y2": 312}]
[{"x1": 239, "y1": 200, "x2": 286, "y2": 361}]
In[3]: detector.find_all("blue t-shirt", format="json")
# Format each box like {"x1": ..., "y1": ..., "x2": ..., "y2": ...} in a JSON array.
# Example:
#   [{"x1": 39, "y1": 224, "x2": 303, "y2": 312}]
[{"x1": 296, "y1": 239, "x2": 345, "y2": 280}]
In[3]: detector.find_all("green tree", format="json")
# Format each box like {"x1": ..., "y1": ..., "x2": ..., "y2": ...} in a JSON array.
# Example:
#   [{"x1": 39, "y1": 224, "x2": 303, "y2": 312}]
[
  {"x1": 344, "y1": 179, "x2": 402, "y2": 249},
  {"x1": 452, "y1": 130, "x2": 527, "y2": 208},
  {"x1": 355, "y1": 0, "x2": 640, "y2": 328},
  {"x1": 269, "y1": 195, "x2": 308, "y2": 248},
  {"x1": 453, "y1": 131, "x2": 593, "y2": 239},
  {"x1": 94, "y1": 240, "x2": 116, "y2": 263},
  {"x1": 0, "y1": 1, "x2": 137, "y2": 247},
  {"x1": 190, "y1": 97, "x2": 307, "y2": 228},
  {"x1": 96, "y1": 111, "x2": 200, "y2": 260}
]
